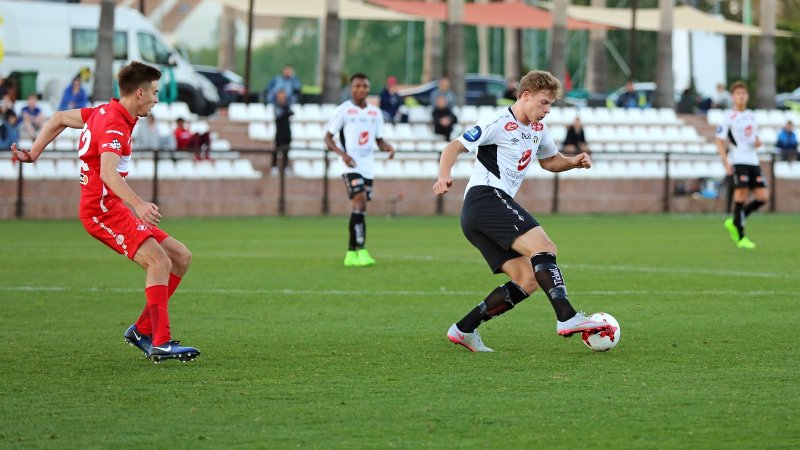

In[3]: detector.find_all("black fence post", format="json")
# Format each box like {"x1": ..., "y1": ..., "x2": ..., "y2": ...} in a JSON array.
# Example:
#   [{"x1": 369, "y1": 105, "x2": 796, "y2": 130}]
[
  {"x1": 151, "y1": 149, "x2": 159, "y2": 205},
  {"x1": 322, "y1": 149, "x2": 330, "y2": 215},
  {"x1": 769, "y1": 154, "x2": 776, "y2": 213},
  {"x1": 278, "y1": 148, "x2": 287, "y2": 216},
  {"x1": 551, "y1": 172, "x2": 560, "y2": 214},
  {"x1": 15, "y1": 162, "x2": 24, "y2": 219},
  {"x1": 663, "y1": 152, "x2": 671, "y2": 213}
]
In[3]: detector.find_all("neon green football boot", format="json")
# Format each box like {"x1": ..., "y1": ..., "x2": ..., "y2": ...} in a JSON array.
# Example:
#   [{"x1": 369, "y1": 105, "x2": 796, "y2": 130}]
[
  {"x1": 357, "y1": 249, "x2": 376, "y2": 266},
  {"x1": 344, "y1": 250, "x2": 361, "y2": 267},
  {"x1": 723, "y1": 218, "x2": 740, "y2": 244},
  {"x1": 737, "y1": 236, "x2": 756, "y2": 249}
]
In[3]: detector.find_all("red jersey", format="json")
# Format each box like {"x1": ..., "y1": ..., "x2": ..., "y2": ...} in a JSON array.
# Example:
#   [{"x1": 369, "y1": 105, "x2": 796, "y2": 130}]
[
  {"x1": 77, "y1": 99, "x2": 137, "y2": 218},
  {"x1": 174, "y1": 126, "x2": 193, "y2": 149}
]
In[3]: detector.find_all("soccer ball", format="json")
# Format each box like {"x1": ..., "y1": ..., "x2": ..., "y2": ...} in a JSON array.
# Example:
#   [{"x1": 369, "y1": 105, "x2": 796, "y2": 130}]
[{"x1": 581, "y1": 312, "x2": 620, "y2": 352}]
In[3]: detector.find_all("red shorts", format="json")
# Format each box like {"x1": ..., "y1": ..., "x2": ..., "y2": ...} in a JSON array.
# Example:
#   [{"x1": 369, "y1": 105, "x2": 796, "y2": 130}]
[{"x1": 80, "y1": 202, "x2": 170, "y2": 260}]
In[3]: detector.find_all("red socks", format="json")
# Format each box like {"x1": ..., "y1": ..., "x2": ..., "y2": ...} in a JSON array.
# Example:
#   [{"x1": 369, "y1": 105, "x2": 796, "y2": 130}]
[{"x1": 134, "y1": 274, "x2": 183, "y2": 342}]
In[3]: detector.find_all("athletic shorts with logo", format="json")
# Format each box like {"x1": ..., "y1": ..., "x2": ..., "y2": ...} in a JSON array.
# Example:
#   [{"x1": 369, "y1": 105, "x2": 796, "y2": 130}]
[
  {"x1": 342, "y1": 173, "x2": 373, "y2": 200},
  {"x1": 732, "y1": 164, "x2": 767, "y2": 189},
  {"x1": 460, "y1": 185, "x2": 540, "y2": 274},
  {"x1": 80, "y1": 201, "x2": 170, "y2": 260}
]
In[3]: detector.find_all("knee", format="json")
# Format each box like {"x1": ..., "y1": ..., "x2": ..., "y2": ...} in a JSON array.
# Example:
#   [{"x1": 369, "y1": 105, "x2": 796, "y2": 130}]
[
  {"x1": 173, "y1": 247, "x2": 192, "y2": 271},
  {"x1": 513, "y1": 273, "x2": 538, "y2": 294},
  {"x1": 143, "y1": 251, "x2": 172, "y2": 273}
]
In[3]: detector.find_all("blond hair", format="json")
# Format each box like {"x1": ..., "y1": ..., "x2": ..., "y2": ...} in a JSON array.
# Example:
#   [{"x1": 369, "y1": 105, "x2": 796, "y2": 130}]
[
  {"x1": 517, "y1": 70, "x2": 562, "y2": 99},
  {"x1": 729, "y1": 80, "x2": 748, "y2": 95}
]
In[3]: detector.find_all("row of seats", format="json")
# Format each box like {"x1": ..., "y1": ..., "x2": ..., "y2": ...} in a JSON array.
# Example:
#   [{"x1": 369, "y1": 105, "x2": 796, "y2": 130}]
[
  {"x1": 11, "y1": 100, "x2": 197, "y2": 122},
  {"x1": 228, "y1": 102, "x2": 683, "y2": 127},
  {"x1": 291, "y1": 157, "x2": 800, "y2": 180},
  {"x1": 0, "y1": 158, "x2": 261, "y2": 180},
  {"x1": 707, "y1": 109, "x2": 800, "y2": 128}
]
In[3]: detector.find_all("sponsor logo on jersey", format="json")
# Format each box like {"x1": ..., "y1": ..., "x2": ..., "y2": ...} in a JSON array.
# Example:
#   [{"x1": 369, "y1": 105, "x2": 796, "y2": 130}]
[
  {"x1": 521, "y1": 132, "x2": 531, "y2": 140},
  {"x1": 463, "y1": 126, "x2": 482, "y2": 142},
  {"x1": 106, "y1": 129, "x2": 124, "y2": 136},
  {"x1": 367, "y1": 110, "x2": 378, "y2": 116},
  {"x1": 532, "y1": 123, "x2": 544, "y2": 131},
  {"x1": 745, "y1": 125, "x2": 752, "y2": 136},
  {"x1": 517, "y1": 149, "x2": 532, "y2": 171},
  {"x1": 101, "y1": 139, "x2": 122, "y2": 150},
  {"x1": 347, "y1": 108, "x2": 358, "y2": 115},
  {"x1": 79, "y1": 173, "x2": 88, "y2": 185},
  {"x1": 510, "y1": 138, "x2": 519, "y2": 144},
  {"x1": 358, "y1": 131, "x2": 369, "y2": 145},
  {"x1": 504, "y1": 122, "x2": 518, "y2": 131},
  {"x1": 137, "y1": 224, "x2": 148, "y2": 231},
  {"x1": 115, "y1": 234, "x2": 125, "y2": 245}
]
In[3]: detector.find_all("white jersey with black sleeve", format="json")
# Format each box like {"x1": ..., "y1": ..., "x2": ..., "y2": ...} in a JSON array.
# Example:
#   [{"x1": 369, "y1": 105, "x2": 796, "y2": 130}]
[
  {"x1": 325, "y1": 100, "x2": 385, "y2": 179},
  {"x1": 715, "y1": 110, "x2": 760, "y2": 166},
  {"x1": 457, "y1": 107, "x2": 558, "y2": 199}
]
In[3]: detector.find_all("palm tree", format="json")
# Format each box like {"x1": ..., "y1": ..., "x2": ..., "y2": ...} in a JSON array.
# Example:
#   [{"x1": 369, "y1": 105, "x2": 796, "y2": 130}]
[
  {"x1": 446, "y1": 0, "x2": 465, "y2": 107},
  {"x1": 549, "y1": 0, "x2": 568, "y2": 87},
  {"x1": 94, "y1": 0, "x2": 115, "y2": 102},
  {"x1": 322, "y1": 0, "x2": 342, "y2": 104},
  {"x1": 756, "y1": 0, "x2": 776, "y2": 108},
  {"x1": 422, "y1": 3, "x2": 442, "y2": 83},
  {"x1": 654, "y1": 0, "x2": 674, "y2": 108},
  {"x1": 586, "y1": 0, "x2": 607, "y2": 95}
]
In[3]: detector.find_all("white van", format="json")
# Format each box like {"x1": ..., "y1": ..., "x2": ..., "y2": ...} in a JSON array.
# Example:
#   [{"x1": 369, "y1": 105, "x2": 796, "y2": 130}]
[{"x1": 0, "y1": 1, "x2": 219, "y2": 115}]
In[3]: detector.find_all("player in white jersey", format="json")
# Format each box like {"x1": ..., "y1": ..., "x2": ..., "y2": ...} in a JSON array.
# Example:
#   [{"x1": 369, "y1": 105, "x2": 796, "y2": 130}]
[
  {"x1": 715, "y1": 81, "x2": 767, "y2": 250},
  {"x1": 325, "y1": 74, "x2": 395, "y2": 267},
  {"x1": 432, "y1": 70, "x2": 610, "y2": 352}
]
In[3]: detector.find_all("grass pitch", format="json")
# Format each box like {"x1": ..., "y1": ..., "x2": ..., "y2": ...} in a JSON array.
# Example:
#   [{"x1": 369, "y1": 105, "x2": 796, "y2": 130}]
[{"x1": 1, "y1": 214, "x2": 798, "y2": 449}]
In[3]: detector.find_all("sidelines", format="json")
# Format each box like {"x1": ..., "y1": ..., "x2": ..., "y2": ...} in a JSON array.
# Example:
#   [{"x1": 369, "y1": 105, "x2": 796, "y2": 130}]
[{"x1": 2, "y1": 285, "x2": 799, "y2": 297}]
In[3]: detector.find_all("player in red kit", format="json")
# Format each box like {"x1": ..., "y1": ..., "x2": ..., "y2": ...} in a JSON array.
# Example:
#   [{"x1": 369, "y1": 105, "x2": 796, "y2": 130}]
[{"x1": 11, "y1": 61, "x2": 199, "y2": 363}]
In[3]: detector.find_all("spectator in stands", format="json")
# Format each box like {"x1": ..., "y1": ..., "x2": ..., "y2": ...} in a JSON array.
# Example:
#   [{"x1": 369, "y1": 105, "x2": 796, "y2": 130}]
[
  {"x1": 174, "y1": 117, "x2": 211, "y2": 160},
  {"x1": 615, "y1": 80, "x2": 640, "y2": 109},
  {"x1": 133, "y1": 113, "x2": 174, "y2": 159},
  {"x1": 503, "y1": 78, "x2": 518, "y2": 102},
  {"x1": 677, "y1": 88, "x2": 698, "y2": 114},
  {"x1": 271, "y1": 89, "x2": 294, "y2": 176},
  {"x1": 58, "y1": 76, "x2": 90, "y2": 111},
  {"x1": 0, "y1": 72, "x2": 9, "y2": 113},
  {"x1": 264, "y1": 65, "x2": 302, "y2": 106},
  {"x1": 711, "y1": 82, "x2": 733, "y2": 109},
  {"x1": 0, "y1": 110, "x2": 21, "y2": 150},
  {"x1": 562, "y1": 117, "x2": 590, "y2": 156},
  {"x1": 379, "y1": 76, "x2": 404, "y2": 124},
  {"x1": 775, "y1": 121, "x2": 798, "y2": 161},
  {"x1": 429, "y1": 76, "x2": 455, "y2": 108},
  {"x1": 432, "y1": 94, "x2": 458, "y2": 141},
  {"x1": 20, "y1": 94, "x2": 45, "y2": 138}
]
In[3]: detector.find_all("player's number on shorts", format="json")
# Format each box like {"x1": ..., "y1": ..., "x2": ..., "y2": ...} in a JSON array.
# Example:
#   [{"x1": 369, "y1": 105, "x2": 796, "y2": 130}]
[{"x1": 78, "y1": 124, "x2": 91, "y2": 172}]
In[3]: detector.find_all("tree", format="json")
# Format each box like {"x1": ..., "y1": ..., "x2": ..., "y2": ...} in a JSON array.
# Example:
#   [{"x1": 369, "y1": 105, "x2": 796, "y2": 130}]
[
  {"x1": 94, "y1": 0, "x2": 115, "y2": 101},
  {"x1": 322, "y1": 0, "x2": 342, "y2": 104},
  {"x1": 756, "y1": 0, "x2": 776, "y2": 108},
  {"x1": 586, "y1": 0, "x2": 608, "y2": 94},
  {"x1": 549, "y1": 0, "x2": 568, "y2": 86},
  {"x1": 446, "y1": 0, "x2": 466, "y2": 107},
  {"x1": 654, "y1": 0, "x2": 674, "y2": 108}
]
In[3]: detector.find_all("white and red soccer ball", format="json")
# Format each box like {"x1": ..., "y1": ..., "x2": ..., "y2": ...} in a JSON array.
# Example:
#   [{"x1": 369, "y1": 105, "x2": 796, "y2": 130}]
[{"x1": 581, "y1": 312, "x2": 620, "y2": 352}]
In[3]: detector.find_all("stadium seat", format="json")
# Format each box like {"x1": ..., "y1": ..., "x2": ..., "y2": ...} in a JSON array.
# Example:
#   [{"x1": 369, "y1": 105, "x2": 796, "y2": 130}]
[
  {"x1": 248, "y1": 122, "x2": 271, "y2": 141},
  {"x1": 0, "y1": 160, "x2": 18, "y2": 179},
  {"x1": 407, "y1": 106, "x2": 430, "y2": 124},
  {"x1": 232, "y1": 159, "x2": 262, "y2": 179},
  {"x1": 54, "y1": 159, "x2": 78, "y2": 179},
  {"x1": 228, "y1": 103, "x2": 248, "y2": 121},
  {"x1": 706, "y1": 109, "x2": 725, "y2": 126},
  {"x1": 156, "y1": 160, "x2": 178, "y2": 179},
  {"x1": 774, "y1": 161, "x2": 800, "y2": 179}
]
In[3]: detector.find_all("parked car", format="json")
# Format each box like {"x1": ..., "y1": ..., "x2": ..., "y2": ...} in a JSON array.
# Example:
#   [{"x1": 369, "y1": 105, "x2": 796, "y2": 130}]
[
  {"x1": 775, "y1": 87, "x2": 800, "y2": 110},
  {"x1": 194, "y1": 65, "x2": 246, "y2": 107},
  {"x1": 399, "y1": 74, "x2": 507, "y2": 106}
]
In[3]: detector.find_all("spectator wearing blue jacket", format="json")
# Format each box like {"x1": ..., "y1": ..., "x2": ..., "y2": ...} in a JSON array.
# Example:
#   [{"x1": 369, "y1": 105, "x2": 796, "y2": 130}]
[
  {"x1": 379, "y1": 76, "x2": 404, "y2": 124},
  {"x1": 776, "y1": 121, "x2": 798, "y2": 161},
  {"x1": 58, "y1": 76, "x2": 90, "y2": 111},
  {"x1": 0, "y1": 110, "x2": 21, "y2": 150},
  {"x1": 264, "y1": 65, "x2": 302, "y2": 105}
]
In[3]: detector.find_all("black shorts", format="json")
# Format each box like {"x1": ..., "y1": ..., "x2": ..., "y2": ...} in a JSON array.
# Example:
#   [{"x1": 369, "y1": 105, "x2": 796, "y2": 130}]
[
  {"x1": 341, "y1": 173, "x2": 373, "y2": 201},
  {"x1": 460, "y1": 185, "x2": 540, "y2": 274},
  {"x1": 732, "y1": 164, "x2": 767, "y2": 189}
]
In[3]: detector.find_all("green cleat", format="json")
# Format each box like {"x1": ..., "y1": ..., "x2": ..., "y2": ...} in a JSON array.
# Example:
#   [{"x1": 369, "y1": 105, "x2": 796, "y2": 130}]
[
  {"x1": 357, "y1": 249, "x2": 376, "y2": 266},
  {"x1": 344, "y1": 250, "x2": 361, "y2": 267},
  {"x1": 737, "y1": 236, "x2": 756, "y2": 249},
  {"x1": 723, "y1": 218, "x2": 740, "y2": 243}
]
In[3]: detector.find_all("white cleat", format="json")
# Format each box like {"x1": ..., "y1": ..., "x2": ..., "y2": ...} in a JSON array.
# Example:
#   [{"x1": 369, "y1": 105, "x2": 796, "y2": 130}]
[
  {"x1": 447, "y1": 323, "x2": 494, "y2": 352},
  {"x1": 557, "y1": 312, "x2": 612, "y2": 337}
]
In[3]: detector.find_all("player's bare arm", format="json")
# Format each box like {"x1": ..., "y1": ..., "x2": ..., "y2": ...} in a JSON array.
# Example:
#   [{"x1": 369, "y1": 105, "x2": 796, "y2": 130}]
[
  {"x1": 539, "y1": 152, "x2": 591, "y2": 173},
  {"x1": 716, "y1": 138, "x2": 732, "y2": 175},
  {"x1": 376, "y1": 138, "x2": 395, "y2": 160},
  {"x1": 433, "y1": 140, "x2": 467, "y2": 195},
  {"x1": 324, "y1": 131, "x2": 355, "y2": 168},
  {"x1": 99, "y1": 152, "x2": 161, "y2": 226},
  {"x1": 11, "y1": 109, "x2": 85, "y2": 163}
]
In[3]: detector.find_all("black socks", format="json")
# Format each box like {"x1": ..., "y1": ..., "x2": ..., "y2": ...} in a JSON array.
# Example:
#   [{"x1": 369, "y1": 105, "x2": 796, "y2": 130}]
[
  {"x1": 456, "y1": 281, "x2": 529, "y2": 333},
  {"x1": 532, "y1": 252, "x2": 577, "y2": 322},
  {"x1": 348, "y1": 210, "x2": 365, "y2": 250}
]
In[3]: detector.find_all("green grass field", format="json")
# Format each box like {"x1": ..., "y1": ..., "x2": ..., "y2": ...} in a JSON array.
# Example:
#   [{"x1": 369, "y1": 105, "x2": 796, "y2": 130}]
[{"x1": 1, "y1": 214, "x2": 798, "y2": 449}]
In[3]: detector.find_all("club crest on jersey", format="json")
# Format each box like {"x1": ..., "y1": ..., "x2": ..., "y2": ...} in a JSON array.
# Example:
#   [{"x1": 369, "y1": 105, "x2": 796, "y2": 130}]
[
  {"x1": 137, "y1": 224, "x2": 148, "y2": 231},
  {"x1": 102, "y1": 139, "x2": 122, "y2": 150},
  {"x1": 716, "y1": 125, "x2": 723, "y2": 133},
  {"x1": 463, "y1": 126, "x2": 482, "y2": 142},
  {"x1": 532, "y1": 136, "x2": 539, "y2": 145},
  {"x1": 79, "y1": 173, "x2": 88, "y2": 185},
  {"x1": 504, "y1": 122, "x2": 518, "y2": 131},
  {"x1": 347, "y1": 108, "x2": 358, "y2": 115},
  {"x1": 745, "y1": 125, "x2": 752, "y2": 136},
  {"x1": 358, "y1": 131, "x2": 369, "y2": 145},
  {"x1": 532, "y1": 123, "x2": 544, "y2": 131}
]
